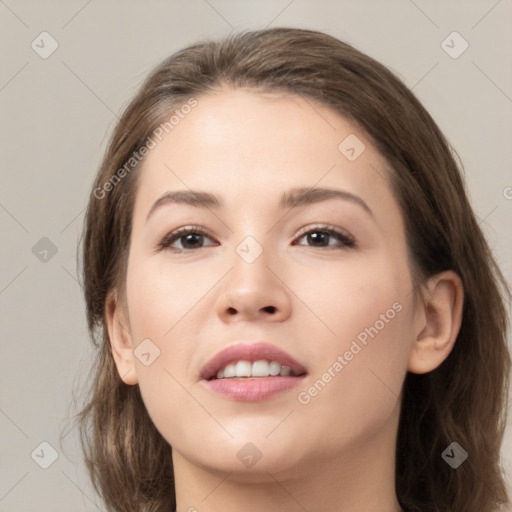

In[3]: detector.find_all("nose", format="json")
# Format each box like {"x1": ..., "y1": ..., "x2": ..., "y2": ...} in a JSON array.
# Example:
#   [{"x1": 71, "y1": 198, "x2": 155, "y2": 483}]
[{"x1": 215, "y1": 244, "x2": 292, "y2": 324}]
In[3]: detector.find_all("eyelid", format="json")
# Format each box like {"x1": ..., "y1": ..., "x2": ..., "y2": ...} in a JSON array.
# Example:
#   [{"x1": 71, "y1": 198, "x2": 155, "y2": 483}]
[
  {"x1": 157, "y1": 225, "x2": 214, "y2": 252},
  {"x1": 293, "y1": 224, "x2": 356, "y2": 250},
  {"x1": 295, "y1": 223, "x2": 355, "y2": 242}
]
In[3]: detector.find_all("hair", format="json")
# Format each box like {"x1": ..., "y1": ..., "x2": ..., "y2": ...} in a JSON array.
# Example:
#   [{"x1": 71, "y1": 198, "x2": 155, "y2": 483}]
[{"x1": 73, "y1": 27, "x2": 511, "y2": 512}]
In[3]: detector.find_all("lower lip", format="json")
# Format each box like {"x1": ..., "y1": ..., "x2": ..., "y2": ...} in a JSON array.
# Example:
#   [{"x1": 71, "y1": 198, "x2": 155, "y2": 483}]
[{"x1": 202, "y1": 376, "x2": 306, "y2": 401}]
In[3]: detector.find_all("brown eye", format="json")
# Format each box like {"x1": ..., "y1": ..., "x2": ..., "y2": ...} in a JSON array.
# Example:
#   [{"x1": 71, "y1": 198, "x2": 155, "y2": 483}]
[
  {"x1": 158, "y1": 226, "x2": 217, "y2": 252},
  {"x1": 293, "y1": 226, "x2": 355, "y2": 249}
]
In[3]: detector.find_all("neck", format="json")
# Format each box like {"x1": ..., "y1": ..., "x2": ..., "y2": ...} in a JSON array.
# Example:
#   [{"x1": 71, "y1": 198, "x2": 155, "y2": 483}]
[{"x1": 173, "y1": 401, "x2": 402, "y2": 512}]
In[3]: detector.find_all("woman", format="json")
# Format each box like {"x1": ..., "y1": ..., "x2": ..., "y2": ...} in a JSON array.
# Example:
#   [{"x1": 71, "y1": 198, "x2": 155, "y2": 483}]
[{"x1": 75, "y1": 28, "x2": 511, "y2": 512}]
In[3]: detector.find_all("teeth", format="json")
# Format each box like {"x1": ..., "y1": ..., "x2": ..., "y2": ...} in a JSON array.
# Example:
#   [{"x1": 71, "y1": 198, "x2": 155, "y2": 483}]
[
  {"x1": 252, "y1": 360, "x2": 270, "y2": 377},
  {"x1": 214, "y1": 360, "x2": 297, "y2": 379},
  {"x1": 280, "y1": 366, "x2": 291, "y2": 376},
  {"x1": 235, "y1": 360, "x2": 252, "y2": 377},
  {"x1": 269, "y1": 361, "x2": 281, "y2": 376},
  {"x1": 221, "y1": 363, "x2": 236, "y2": 378}
]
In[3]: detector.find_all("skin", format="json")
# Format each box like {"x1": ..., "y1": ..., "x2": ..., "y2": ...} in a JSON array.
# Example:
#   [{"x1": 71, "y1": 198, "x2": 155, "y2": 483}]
[{"x1": 106, "y1": 88, "x2": 463, "y2": 512}]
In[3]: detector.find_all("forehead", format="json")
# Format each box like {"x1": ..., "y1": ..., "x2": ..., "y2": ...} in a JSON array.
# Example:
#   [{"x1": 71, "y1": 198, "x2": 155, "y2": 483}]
[{"x1": 132, "y1": 88, "x2": 397, "y2": 221}]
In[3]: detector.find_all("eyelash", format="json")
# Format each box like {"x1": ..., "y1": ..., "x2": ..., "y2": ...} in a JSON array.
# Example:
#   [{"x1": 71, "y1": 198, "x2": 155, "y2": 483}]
[{"x1": 157, "y1": 224, "x2": 356, "y2": 253}]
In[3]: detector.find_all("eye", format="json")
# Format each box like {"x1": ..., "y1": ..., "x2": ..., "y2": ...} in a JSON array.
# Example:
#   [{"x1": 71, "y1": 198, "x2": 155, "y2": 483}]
[
  {"x1": 157, "y1": 224, "x2": 356, "y2": 253},
  {"x1": 292, "y1": 225, "x2": 355, "y2": 250},
  {"x1": 157, "y1": 226, "x2": 217, "y2": 253}
]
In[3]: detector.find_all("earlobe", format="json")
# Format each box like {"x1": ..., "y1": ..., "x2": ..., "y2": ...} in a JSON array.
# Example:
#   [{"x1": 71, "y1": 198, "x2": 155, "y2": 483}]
[
  {"x1": 408, "y1": 271, "x2": 464, "y2": 374},
  {"x1": 105, "y1": 290, "x2": 139, "y2": 385}
]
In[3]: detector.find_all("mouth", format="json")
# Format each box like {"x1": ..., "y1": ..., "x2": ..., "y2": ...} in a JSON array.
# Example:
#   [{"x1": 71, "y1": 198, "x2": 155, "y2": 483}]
[{"x1": 200, "y1": 342, "x2": 308, "y2": 401}]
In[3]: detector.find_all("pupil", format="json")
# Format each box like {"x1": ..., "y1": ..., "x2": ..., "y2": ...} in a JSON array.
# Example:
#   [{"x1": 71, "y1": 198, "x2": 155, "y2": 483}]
[
  {"x1": 184, "y1": 233, "x2": 202, "y2": 248},
  {"x1": 309, "y1": 232, "x2": 327, "y2": 246}
]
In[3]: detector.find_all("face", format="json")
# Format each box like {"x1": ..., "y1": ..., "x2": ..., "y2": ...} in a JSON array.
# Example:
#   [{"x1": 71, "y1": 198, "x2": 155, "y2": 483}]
[{"x1": 114, "y1": 88, "x2": 420, "y2": 480}]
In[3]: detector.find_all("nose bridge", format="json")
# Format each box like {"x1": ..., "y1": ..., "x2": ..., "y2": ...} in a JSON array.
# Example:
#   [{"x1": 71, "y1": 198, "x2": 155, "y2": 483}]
[
  {"x1": 215, "y1": 232, "x2": 291, "y2": 321},
  {"x1": 230, "y1": 233, "x2": 273, "y2": 295}
]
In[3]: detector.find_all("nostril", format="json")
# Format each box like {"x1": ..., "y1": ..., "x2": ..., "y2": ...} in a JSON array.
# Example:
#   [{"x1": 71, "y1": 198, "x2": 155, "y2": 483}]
[{"x1": 225, "y1": 306, "x2": 276, "y2": 315}]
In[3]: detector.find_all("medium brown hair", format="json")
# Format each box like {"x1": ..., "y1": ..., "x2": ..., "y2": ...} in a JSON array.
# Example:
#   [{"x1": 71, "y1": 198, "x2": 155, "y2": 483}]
[{"x1": 73, "y1": 28, "x2": 511, "y2": 512}]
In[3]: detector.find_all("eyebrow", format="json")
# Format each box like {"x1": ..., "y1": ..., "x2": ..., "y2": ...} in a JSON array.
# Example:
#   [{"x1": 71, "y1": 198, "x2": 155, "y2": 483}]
[{"x1": 146, "y1": 186, "x2": 374, "y2": 223}]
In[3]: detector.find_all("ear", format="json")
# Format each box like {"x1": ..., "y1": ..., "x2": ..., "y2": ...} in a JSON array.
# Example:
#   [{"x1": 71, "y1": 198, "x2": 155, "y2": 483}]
[
  {"x1": 408, "y1": 270, "x2": 464, "y2": 374},
  {"x1": 105, "y1": 290, "x2": 138, "y2": 385}
]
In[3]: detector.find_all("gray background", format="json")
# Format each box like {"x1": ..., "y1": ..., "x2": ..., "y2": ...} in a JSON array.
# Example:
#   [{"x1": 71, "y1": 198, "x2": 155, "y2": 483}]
[{"x1": 1, "y1": 1, "x2": 511, "y2": 510}]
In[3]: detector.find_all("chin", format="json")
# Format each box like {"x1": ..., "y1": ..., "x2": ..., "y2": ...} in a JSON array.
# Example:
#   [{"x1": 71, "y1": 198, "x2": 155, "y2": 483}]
[{"x1": 179, "y1": 437, "x2": 307, "y2": 480}]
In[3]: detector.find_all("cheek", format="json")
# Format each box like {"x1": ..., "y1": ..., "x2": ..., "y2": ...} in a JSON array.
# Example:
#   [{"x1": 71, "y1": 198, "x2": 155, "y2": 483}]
[
  {"x1": 124, "y1": 263, "x2": 209, "y2": 446},
  {"x1": 125, "y1": 253, "x2": 209, "y2": 348},
  {"x1": 123, "y1": 254, "x2": 232, "y2": 440},
  {"x1": 292, "y1": 250, "x2": 410, "y2": 352},
  {"x1": 292, "y1": 311, "x2": 411, "y2": 462},
  {"x1": 292, "y1": 257, "x2": 412, "y2": 432}
]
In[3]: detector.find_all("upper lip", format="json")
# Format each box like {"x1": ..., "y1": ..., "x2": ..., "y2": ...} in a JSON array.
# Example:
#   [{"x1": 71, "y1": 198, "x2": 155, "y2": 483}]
[{"x1": 200, "y1": 342, "x2": 308, "y2": 381}]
